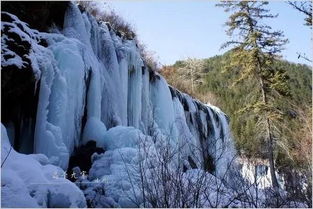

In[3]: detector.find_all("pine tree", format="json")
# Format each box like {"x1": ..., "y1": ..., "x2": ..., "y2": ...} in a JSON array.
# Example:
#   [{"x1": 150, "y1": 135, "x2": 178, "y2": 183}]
[{"x1": 217, "y1": 1, "x2": 289, "y2": 189}]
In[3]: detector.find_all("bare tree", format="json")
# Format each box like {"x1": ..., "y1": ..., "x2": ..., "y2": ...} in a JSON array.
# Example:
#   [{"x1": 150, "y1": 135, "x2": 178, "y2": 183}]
[
  {"x1": 119, "y1": 128, "x2": 310, "y2": 208},
  {"x1": 288, "y1": 1, "x2": 312, "y2": 63},
  {"x1": 288, "y1": 1, "x2": 312, "y2": 27},
  {"x1": 176, "y1": 58, "x2": 205, "y2": 94}
]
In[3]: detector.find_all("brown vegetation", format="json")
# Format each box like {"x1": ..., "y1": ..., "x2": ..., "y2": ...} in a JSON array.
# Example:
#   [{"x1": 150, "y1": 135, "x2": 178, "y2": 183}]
[
  {"x1": 77, "y1": 1, "x2": 135, "y2": 40},
  {"x1": 289, "y1": 105, "x2": 312, "y2": 169},
  {"x1": 161, "y1": 65, "x2": 218, "y2": 106},
  {"x1": 136, "y1": 41, "x2": 160, "y2": 71}
]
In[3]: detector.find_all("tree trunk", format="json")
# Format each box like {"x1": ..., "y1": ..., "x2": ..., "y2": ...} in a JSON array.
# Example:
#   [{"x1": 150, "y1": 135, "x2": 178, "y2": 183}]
[
  {"x1": 259, "y1": 77, "x2": 279, "y2": 189},
  {"x1": 266, "y1": 117, "x2": 279, "y2": 189}
]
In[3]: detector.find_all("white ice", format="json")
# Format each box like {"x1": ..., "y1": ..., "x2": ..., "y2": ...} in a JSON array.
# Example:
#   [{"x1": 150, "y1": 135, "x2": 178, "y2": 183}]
[{"x1": 1, "y1": 124, "x2": 86, "y2": 208}]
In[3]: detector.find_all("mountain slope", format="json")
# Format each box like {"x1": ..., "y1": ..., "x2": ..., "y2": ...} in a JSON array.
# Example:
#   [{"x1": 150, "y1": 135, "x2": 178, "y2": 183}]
[{"x1": 162, "y1": 52, "x2": 312, "y2": 171}]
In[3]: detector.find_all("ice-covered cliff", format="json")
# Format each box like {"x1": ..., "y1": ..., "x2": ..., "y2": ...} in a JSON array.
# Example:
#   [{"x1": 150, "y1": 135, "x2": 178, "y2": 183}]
[{"x1": 1, "y1": 3, "x2": 238, "y2": 207}]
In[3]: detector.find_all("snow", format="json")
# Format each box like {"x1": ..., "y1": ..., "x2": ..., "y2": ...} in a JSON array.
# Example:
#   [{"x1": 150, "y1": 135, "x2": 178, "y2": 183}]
[
  {"x1": 1, "y1": 12, "x2": 41, "y2": 78},
  {"x1": 82, "y1": 117, "x2": 107, "y2": 147},
  {"x1": 1, "y1": 124, "x2": 86, "y2": 208},
  {"x1": 101, "y1": 126, "x2": 146, "y2": 150},
  {"x1": 86, "y1": 127, "x2": 239, "y2": 207},
  {"x1": 1, "y1": 51, "x2": 26, "y2": 68},
  {"x1": 86, "y1": 126, "x2": 156, "y2": 207}
]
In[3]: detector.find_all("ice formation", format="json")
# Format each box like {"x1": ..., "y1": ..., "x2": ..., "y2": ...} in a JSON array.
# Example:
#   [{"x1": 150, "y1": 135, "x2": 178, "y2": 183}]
[
  {"x1": 1, "y1": 124, "x2": 86, "y2": 208},
  {"x1": 237, "y1": 157, "x2": 285, "y2": 189},
  {"x1": 1, "y1": 3, "x2": 239, "y2": 207}
]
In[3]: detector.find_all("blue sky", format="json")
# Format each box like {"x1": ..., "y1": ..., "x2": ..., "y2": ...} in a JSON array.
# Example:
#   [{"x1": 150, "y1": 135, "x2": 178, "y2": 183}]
[{"x1": 105, "y1": 1, "x2": 312, "y2": 66}]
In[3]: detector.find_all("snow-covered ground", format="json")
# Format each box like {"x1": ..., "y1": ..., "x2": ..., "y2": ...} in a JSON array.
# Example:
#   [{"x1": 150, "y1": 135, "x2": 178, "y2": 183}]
[{"x1": 1, "y1": 124, "x2": 86, "y2": 207}]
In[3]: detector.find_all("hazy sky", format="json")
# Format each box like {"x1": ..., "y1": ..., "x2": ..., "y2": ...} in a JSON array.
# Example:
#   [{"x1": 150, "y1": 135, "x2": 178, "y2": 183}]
[{"x1": 104, "y1": 1, "x2": 312, "y2": 66}]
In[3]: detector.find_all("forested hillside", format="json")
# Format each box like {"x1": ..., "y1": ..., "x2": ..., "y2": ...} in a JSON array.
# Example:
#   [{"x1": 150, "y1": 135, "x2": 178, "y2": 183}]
[{"x1": 162, "y1": 52, "x2": 312, "y2": 172}]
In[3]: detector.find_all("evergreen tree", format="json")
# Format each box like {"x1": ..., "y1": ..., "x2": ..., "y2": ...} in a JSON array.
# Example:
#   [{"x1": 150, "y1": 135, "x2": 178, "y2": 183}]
[{"x1": 216, "y1": 1, "x2": 289, "y2": 189}]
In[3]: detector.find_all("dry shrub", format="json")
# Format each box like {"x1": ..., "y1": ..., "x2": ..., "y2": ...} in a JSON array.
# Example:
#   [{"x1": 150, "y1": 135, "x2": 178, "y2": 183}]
[
  {"x1": 77, "y1": 1, "x2": 136, "y2": 40},
  {"x1": 99, "y1": 10, "x2": 136, "y2": 40},
  {"x1": 290, "y1": 105, "x2": 312, "y2": 169},
  {"x1": 161, "y1": 66, "x2": 219, "y2": 106},
  {"x1": 137, "y1": 41, "x2": 160, "y2": 72}
]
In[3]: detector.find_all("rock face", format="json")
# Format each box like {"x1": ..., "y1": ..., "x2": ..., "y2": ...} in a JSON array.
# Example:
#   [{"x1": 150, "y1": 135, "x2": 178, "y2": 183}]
[
  {"x1": 1, "y1": 1, "x2": 69, "y2": 31},
  {"x1": 1, "y1": 2, "x2": 236, "y2": 207}
]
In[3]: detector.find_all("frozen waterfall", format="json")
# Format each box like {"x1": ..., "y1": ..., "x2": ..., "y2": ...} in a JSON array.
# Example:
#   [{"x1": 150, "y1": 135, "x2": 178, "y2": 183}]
[{"x1": 1, "y1": 3, "x2": 237, "y2": 207}]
